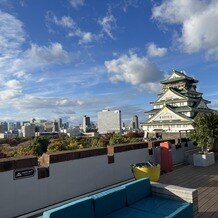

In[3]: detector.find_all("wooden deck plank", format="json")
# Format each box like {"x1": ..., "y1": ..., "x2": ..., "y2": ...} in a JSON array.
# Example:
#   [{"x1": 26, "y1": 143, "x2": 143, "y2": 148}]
[{"x1": 159, "y1": 161, "x2": 218, "y2": 217}]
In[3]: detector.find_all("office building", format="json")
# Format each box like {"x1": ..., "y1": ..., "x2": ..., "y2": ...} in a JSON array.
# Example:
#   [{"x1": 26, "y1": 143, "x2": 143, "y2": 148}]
[
  {"x1": 132, "y1": 115, "x2": 139, "y2": 130},
  {"x1": 82, "y1": 115, "x2": 91, "y2": 132},
  {"x1": 97, "y1": 109, "x2": 122, "y2": 134},
  {"x1": 21, "y1": 124, "x2": 35, "y2": 138},
  {"x1": 8, "y1": 122, "x2": 15, "y2": 132}
]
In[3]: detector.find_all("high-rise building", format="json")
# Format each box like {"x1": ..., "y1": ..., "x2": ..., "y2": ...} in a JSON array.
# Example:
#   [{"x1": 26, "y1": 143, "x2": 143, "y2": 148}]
[
  {"x1": 53, "y1": 121, "x2": 59, "y2": 132},
  {"x1": 8, "y1": 122, "x2": 15, "y2": 132},
  {"x1": 143, "y1": 70, "x2": 213, "y2": 135},
  {"x1": 97, "y1": 109, "x2": 122, "y2": 134},
  {"x1": 21, "y1": 124, "x2": 35, "y2": 137},
  {"x1": 132, "y1": 115, "x2": 139, "y2": 130},
  {"x1": 0, "y1": 123, "x2": 5, "y2": 133},
  {"x1": 58, "y1": 118, "x2": 63, "y2": 130},
  {"x1": 15, "y1": 122, "x2": 21, "y2": 130},
  {"x1": 82, "y1": 115, "x2": 91, "y2": 132},
  {"x1": 0, "y1": 122, "x2": 8, "y2": 133}
]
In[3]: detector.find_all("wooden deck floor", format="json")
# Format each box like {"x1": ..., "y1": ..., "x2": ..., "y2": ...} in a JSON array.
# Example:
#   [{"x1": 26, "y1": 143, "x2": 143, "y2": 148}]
[{"x1": 159, "y1": 162, "x2": 218, "y2": 218}]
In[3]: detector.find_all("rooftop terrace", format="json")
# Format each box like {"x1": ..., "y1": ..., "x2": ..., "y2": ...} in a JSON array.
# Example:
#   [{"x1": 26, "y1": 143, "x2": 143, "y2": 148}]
[
  {"x1": 23, "y1": 160, "x2": 218, "y2": 218},
  {"x1": 159, "y1": 161, "x2": 218, "y2": 217},
  {"x1": 1, "y1": 140, "x2": 217, "y2": 217}
]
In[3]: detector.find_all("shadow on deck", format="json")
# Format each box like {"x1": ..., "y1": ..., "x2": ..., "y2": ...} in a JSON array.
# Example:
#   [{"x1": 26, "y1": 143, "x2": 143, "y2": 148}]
[{"x1": 159, "y1": 161, "x2": 218, "y2": 218}]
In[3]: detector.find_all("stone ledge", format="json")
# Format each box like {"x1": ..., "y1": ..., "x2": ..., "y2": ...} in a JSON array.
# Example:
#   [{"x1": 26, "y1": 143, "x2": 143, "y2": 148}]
[
  {"x1": 0, "y1": 156, "x2": 38, "y2": 172},
  {"x1": 107, "y1": 142, "x2": 148, "y2": 154},
  {"x1": 44, "y1": 147, "x2": 107, "y2": 164}
]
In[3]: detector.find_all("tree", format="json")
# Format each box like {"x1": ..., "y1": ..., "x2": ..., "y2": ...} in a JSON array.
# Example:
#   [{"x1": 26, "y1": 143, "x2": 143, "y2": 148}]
[
  {"x1": 47, "y1": 138, "x2": 67, "y2": 152},
  {"x1": 30, "y1": 137, "x2": 49, "y2": 156},
  {"x1": 109, "y1": 134, "x2": 127, "y2": 145},
  {"x1": 189, "y1": 112, "x2": 218, "y2": 152}
]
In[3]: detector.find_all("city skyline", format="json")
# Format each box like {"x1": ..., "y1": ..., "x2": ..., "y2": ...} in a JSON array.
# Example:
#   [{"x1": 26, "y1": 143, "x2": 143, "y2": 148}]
[{"x1": 0, "y1": 0, "x2": 218, "y2": 125}]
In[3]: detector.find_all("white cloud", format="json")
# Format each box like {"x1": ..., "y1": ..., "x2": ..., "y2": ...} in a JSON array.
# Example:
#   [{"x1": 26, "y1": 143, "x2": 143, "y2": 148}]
[
  {"x1": 69, "y1": 0, "x2": 85, "y2": 9},
  {"x1": 46, "y1": 13, "x2": 95, "y2": 44},
  {"x1": 13, "y1": 71, "x2": 30, "y2": 79},
  {"x1": 53, "y1": 15, "x2": 75, "y2": 28},
  {"x1": 152, "y1": 0, "x2": 206, "y2": 24},
  {"x1": 98, "y1": 13, "x2": 116, "y2": 39},
  {"x1": 122, "y1": 0, "x2": 141, "y2": 12},
  {"x1": 13, "y1": 96, "x2": 85, "y2": 110},
  {"x1": 0, "y1": 10, "x2": 25, "y2": 56},
  {"x1": 105, "y1": 52, "x2": 164, "y2": 92},
  {"x1": 147, "y1": 43, "x2": 167, "y2": 57},
  {"x1": 152, "y1": 0, "x2": 218, "y2": 59},
  {"x1": 0, "y1": 11, "x2": 71, "y2": 85},
  {"x1": 78, "y1": 32, "x2": 93, "y2": 44},
  {"x1": 0, "y1": 89, "x2": 22, "y2": 101},
  {"x1": 5, "y1": 79, "x2": 22, "y2": 89},
  {"x1": 0, "y1": 79, "x2": 22, "y2": 101},
  {"x1": 25, "y1": 43, "x2": 70, "y2": 66}
]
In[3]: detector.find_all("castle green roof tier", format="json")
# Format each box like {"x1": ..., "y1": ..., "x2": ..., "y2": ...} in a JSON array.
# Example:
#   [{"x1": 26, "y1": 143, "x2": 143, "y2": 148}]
[
  {"x1": 145, "y1": 120, "x2": 193, "y2": 125},
  {"x1": 161, "y1": 70, "x2": 198, "y2": 84}
]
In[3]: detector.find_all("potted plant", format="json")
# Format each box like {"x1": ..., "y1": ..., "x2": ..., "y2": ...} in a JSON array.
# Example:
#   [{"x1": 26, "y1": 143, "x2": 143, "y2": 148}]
[{"x1": 189, "y1": 112, "x2": 218, "y2": 166}]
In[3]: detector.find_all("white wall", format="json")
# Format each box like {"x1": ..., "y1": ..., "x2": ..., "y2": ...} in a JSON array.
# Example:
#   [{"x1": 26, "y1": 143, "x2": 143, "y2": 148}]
[
  {"x1": 0, "y1": 143, "x2": 194, "y2": 218},
  {"x1": 0, "y1": 147, "x2": 154, "y2": 218}
]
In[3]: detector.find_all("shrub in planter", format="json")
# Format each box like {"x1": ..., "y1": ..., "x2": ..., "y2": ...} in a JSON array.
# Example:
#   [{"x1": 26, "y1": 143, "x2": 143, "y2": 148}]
[{"x1": 188, "y1": 112, "x2": 218, "y2": 153}]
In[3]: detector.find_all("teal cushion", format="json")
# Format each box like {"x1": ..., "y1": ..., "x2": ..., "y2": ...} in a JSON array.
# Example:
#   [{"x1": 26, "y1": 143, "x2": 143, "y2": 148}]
[
  {"x1": 92, "y1": 186, "x2": 126, "y2": 218},
  {"x1": 43, "y1": 197, "x2": 95, "y2": 218},
  {"x1": 123, "y1": 178, "x2": 151, "y2": 205},
  {"x1": 103, "y1": 207, "x2": 162, "y2": 218},
  {"x1": 164, "y1": 203, "x2": 193, "y2": 218},
  {"x1": 129, "y1": 196, "x2": 193, "y2": 217}
]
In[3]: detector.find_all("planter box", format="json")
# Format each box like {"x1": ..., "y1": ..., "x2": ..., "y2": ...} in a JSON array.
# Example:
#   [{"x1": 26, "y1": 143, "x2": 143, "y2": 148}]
[{"x1": 193, "y1": 152, "x2": 215, "y2": 167}]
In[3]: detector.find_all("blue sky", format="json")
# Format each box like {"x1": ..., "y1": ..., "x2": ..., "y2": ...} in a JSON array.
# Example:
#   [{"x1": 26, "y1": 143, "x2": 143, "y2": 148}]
[{"x1": 0, "y1": 0, "x2": 218, "y2": 125}]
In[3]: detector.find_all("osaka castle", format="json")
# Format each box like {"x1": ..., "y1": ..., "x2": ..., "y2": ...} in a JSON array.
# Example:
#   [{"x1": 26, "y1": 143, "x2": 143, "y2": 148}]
[{"x1": 143, "y1": 69, "x2": 213, "y2": 135}]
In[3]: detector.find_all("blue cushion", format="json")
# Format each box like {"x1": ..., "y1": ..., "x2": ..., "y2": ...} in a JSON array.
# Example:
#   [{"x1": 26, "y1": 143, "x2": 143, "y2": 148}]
[
  {"x1": 165, "y1": 203, "x2": 193, "y2": 218},
  {"x1": 92, "y1": 186, "x2": 126, "y2": 218},
  {"x1": 43, "y1": 197, "x2": 95, "y2": 218},
  {"x1": 129, "y1": 196, "x2": 193, "y2": 217},
  {"x1": 123, "y1": 178, "x2": 151, "y2": 205},
  {"x1": 103, "y1": 207, "x2": 163, "y2": 218}
]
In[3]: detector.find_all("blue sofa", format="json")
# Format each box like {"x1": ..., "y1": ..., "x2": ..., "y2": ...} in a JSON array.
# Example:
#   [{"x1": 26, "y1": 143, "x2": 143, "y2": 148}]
[{"x1": 43, "y1": 178, "x2": 194, "y2": 218}]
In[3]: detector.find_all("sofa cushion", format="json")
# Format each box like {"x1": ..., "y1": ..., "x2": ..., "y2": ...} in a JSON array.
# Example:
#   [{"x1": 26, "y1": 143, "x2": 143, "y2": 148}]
[
  {"x1": 103, "y1": 207, "x2": 163, "y2": 218},
  {"x1": 43, "y1": 197, "x2": 95, "y2": 218},
  {"x1": 129, "y1": 196, "x2": 193, "y2": 218},
  {"x1": 124, "y1": 178, "x2": 151, "y2": 205},
  {"x1": 104, "y1": 207, "x2": 163, "y2": 218},
  {"x1": 92, "y1": 186, "x2": 126, "y2": 218}
]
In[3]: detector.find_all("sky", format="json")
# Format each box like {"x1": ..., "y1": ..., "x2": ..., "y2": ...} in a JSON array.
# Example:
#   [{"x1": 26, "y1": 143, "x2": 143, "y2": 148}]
[{"x1": 0, "y1": 0, "x2": 218, "y2": 125}]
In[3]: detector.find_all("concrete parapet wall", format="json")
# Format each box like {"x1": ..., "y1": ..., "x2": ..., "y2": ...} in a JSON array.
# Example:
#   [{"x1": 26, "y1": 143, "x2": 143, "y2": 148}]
[{"x1": 0, "y1": 140, "x2": 195, "y2": 217}]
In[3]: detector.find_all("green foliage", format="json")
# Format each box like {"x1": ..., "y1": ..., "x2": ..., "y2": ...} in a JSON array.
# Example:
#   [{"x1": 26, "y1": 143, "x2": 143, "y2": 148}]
[
  {"x1": 67, "y1": 138, "x2": 83, "y2": 150},
  {"x1": 0, "y1": 137, "x2": 30, "y2": 146},
  {"x1": 47, "y1": 138, "x2": 67, "y2": 152},
  {"x1": 109, "y1": 134, "x2": 127, "y2": 145},
  {"x1": 0, "y1": 132, "x2": 144, "y2": 157},
  {"x1": 0, "y1": 144, "x2": 33, "y2": 158},
  {"x1": 30, "y1": 137, "x2": 49, "y2": 155},
  {"x1": 188, "y1": 112, "x2": 218, "y2": 152}
]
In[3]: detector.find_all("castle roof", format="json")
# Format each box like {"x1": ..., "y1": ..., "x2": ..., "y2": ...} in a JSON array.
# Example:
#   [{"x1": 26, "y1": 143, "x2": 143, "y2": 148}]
[
  {"x1": 161, "y1": 70, "x2": 198, "y2": 84},
  {"x1": 145, "y1": 105, "x2": 193, "y2": 125}
]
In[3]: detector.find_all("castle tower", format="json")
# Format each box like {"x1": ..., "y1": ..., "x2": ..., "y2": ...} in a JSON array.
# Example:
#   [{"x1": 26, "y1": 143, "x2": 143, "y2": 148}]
[{"x1": 143, "y1": 70, "x2": 213, "y2": 135}]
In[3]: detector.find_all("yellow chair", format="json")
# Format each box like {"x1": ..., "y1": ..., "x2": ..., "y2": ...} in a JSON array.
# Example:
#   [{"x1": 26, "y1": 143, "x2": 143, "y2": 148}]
[{"x1": 132, "y1": 164, "x2": 160, "y2": 182}]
